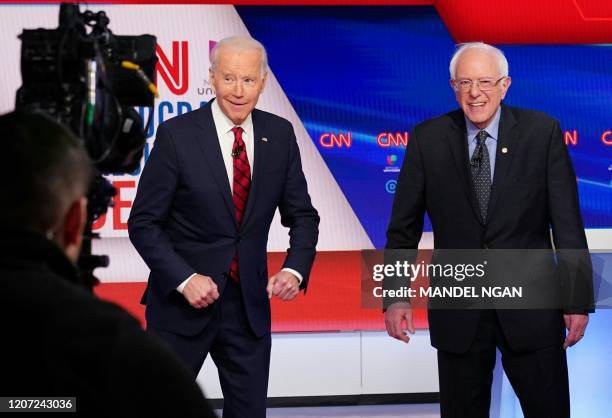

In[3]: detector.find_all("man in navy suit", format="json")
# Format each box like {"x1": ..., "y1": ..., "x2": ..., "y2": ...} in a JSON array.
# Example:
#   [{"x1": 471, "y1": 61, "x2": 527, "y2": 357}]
[{"x1": 128, "y1": 36, "x2": 319, "y2": 418}]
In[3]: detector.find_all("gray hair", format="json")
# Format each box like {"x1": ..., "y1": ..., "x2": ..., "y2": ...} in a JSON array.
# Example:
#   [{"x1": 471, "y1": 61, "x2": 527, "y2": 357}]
[
  {"x1": 210, "y1": 36, "x2": 268, "y2": 77},
  {"x1": 449, "y1": 42, "x2": 509, "y2": 79}
]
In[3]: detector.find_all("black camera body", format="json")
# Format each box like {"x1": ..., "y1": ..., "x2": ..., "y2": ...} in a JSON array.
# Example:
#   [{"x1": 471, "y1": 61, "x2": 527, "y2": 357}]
[
  {"x1": 17, "y1": 3, "x2": 156, "y2": 176},
  {"x1": 15, "y1": 3, "x2": 158, "y2": 286}
]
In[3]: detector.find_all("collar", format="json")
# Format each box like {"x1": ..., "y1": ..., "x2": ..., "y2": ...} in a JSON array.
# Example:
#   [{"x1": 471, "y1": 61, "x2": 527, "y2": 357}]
[
  {"x1": 211, "y1": 98, "x2": 254, "y2": 137},
  {"x1": 465, "y1": 106, "x2": 501, "y2": 142}
]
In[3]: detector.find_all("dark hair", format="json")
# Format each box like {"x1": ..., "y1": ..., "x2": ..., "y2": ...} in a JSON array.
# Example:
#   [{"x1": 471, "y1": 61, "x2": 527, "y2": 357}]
[{"x1": 0, "y1": 111, "x2": 91, "y2": 233}]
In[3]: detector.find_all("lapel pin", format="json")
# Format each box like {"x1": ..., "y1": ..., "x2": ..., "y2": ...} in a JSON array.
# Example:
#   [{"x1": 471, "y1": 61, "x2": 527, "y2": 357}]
[
  {"x1": 261, "y1": 137, "x2": 268, "y2": 142},
  {"x1": 501, "y1": 147, "x2": 508, "y2": 154}
]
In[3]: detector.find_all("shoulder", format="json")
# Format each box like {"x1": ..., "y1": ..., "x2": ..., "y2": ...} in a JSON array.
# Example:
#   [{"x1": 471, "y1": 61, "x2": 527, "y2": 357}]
[
  {"x1": 5, "y1": 266, "x2": 145, "y2": 338},
  {"x1": 157, "y1": 106, "x2": 209, "y2": 134},
  {"x1": 46, "y1": 277, "x2": 144, "y2": 334},
  {"x1": 504, "y1": 105, "x2": 559, "y2": 128},
  {"x1": 2, "y1": 267, "x2": 211, "y2": 412},
  {"x1": 253, "y1": 108, "x2": 293, "y2": 132},
  {"x1": 40, "y1": 279, "x2": 177, "y2": 373},
  {"x1": 413, "y1": 109, "x2": 463, "y2": 137},
  {"x1": 5, "y1": 268, "x2": 145, "y2": 360}
]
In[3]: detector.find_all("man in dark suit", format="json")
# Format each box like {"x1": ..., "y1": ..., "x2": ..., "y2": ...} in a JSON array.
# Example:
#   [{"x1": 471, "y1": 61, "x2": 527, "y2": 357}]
[
  {"x1": 128, "y1": 36, "x2": 319, "y2": 418},
  {"x1": 0, "y1": 111, "x2": 216, "y2": 417},
  {"x1": 385, "y1": 43, "x2": 593, "y2": 418}
]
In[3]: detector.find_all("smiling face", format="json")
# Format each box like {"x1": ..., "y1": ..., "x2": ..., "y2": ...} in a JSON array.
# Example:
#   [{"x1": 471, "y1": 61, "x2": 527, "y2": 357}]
[
  {"x1": 209, "y1": 46, "x2": 267, "y2": 125},
  {"x1": 451, "y1": 48, "x2": 511, "y2": 129}
]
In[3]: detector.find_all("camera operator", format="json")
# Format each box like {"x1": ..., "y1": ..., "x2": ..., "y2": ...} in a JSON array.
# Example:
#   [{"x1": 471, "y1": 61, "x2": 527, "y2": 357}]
[{"x1": 0, "y1": 111, "x2": 216, "y2": 417}]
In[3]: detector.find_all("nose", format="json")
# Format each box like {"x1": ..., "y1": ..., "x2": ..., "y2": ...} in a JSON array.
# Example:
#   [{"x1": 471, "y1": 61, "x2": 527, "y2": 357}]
[
  {"x1": 233, "y1": 81, "x2": 243, "y2": 97},
  {"x1": 468, "y1": 83, "x2": 481, "y2": 97}
]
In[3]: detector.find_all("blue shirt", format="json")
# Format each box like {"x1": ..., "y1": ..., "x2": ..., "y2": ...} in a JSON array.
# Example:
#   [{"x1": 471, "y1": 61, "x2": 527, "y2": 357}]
[{"x1": 466, "y1": 106, "x2": 501, "y2": 181}]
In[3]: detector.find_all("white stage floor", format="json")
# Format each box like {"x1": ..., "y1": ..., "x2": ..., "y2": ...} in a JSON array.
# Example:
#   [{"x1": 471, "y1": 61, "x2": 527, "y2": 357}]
[{"x1": 216, "y1": 403, "x2": 440, "y2": 417}]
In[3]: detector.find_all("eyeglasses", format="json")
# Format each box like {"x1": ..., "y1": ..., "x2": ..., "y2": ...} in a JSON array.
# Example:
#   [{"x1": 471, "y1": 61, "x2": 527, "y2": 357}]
[{"x1": 453, "y1": 76, "x2": 506, "y2": 92}]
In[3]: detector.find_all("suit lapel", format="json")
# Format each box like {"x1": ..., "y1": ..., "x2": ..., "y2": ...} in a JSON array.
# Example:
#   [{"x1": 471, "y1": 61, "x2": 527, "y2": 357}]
[
  {"x1": 446, "y1": 111, "x2": 484, "y2": 225},
  {"x1": 194, "y1": 100, "x2": 236, "y2": 225},
  {"x1": 241, "y1": 109, "x2": 268, "y2": 227},
  {"x1": 487, "y1": 105, "x2": 518, "y2": 220}
]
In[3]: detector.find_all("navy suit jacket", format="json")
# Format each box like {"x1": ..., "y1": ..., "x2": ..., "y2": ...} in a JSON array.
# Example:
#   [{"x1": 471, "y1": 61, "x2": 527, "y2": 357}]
[
  {"x1": 128, "y1": 100, "x2": 319, "y2": 338},
  {"x1": 386, "y1": 105, "x2": 593, "y2": 353}
]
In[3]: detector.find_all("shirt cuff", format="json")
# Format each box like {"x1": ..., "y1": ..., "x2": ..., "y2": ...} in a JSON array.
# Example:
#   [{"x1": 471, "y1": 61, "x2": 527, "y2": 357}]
[
  {"x1": 281, "y1": 267, "x2": 303, "y2": 285},
  {"x1": 177, "y1": 273, "x2": 197, "y2": 293}
]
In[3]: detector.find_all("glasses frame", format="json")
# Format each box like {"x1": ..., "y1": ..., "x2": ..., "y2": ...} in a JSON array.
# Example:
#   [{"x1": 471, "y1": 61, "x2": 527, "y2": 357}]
[{"x1": 453, "y1": 76, "x2": 507, "y2": 92}]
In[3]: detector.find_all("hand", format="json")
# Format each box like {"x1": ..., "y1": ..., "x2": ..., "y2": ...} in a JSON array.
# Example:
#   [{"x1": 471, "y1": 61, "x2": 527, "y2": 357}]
[
  {"x1": 182, "y1": 274, "x2": 219, "y2": 309},
  {"x1": 267, "y1": 270, "x2": 300, "y2": 301},
  {"x1": 563, "y1": 313, "x2": 589, "y2": 349},
  {"x1": 384, "y1": 302, "x2": 415, "y2": 344}
]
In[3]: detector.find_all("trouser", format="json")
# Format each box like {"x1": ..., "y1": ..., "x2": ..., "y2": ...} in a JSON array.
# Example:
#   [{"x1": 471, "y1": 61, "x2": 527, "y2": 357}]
[
  {"x1": 437, "y1": 310, "x2": 569, "y2": 418},
  {"x1": 148, "y1": 278, "x2": 271, "y2": 418}
]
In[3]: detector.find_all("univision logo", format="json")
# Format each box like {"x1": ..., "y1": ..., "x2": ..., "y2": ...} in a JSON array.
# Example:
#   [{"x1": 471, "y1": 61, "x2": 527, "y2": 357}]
[{"x1": 384, "y1": 154, "x2": 400, "y2": 173}]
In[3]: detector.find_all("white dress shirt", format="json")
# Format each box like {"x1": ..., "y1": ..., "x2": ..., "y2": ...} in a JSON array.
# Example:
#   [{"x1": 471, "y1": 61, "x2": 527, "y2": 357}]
[{"x1": 177, "y1": 100, "x2": 302, "y2": 293}]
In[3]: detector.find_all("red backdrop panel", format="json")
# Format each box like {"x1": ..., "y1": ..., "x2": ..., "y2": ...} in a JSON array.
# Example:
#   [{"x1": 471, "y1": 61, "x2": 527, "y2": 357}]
[{"x1": 94, "y1": 251, "x2": 429, "y2": 332}]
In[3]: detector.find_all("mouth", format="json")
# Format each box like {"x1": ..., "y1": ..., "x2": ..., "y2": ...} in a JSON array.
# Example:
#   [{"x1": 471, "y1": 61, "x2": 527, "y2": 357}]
[
  {"x1": 226, "y1": 99, "x2": 247, "y2": 108},
  {"x1": 468, "y1": 102, "x2": 486, "y2": 108}
]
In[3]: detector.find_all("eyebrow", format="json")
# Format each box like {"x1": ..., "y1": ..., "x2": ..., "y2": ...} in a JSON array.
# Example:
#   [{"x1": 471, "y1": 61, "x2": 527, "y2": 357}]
[
  {"x1": 221, "y1": 72, "x2": 259, "y2": 79},
  {"x1": 457, "y1": 77, "x2": 496, "y2": 80}
]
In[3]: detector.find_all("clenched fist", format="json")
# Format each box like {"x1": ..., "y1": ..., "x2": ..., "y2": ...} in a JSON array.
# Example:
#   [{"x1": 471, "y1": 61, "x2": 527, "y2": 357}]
[
  {"x1": 266, "y1": 270, "x2": 300, "y2": 301},
  {"x1": 182, "y1": 274, "x2": 219, "y2": 309}
]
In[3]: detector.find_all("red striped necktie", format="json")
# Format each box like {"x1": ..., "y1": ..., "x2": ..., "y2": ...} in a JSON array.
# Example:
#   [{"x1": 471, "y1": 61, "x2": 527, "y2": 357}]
[{"x1": 229, "y1": 126, "x2": 251, "y2": 282}]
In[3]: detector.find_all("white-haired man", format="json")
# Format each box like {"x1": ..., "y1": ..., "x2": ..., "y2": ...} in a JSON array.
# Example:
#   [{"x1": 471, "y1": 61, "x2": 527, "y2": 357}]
[
  {"x1": 129, "y1": 36, "x2": 319, "y2": 418},
  {"x1": 385, "y1": 42, "x2": 592, "y2": 417}
]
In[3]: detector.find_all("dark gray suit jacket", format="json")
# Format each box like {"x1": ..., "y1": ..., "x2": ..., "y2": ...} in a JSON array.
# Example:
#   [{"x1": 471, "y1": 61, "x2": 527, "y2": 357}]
[{"x1": 386, "y1": 105, "x2": 593, "y2": 353}]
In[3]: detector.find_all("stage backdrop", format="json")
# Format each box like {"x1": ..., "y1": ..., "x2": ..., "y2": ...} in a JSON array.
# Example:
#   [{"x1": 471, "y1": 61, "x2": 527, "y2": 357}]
[
  {"x1": 0, "y1": 3, "x2": 609, "y2": 333},
  {"x1": 1, "y1": 3, "x2": 612, "y2": 414}
]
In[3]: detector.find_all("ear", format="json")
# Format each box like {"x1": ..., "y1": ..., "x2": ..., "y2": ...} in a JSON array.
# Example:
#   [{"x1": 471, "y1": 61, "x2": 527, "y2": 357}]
[
  {"x1": 60, "y1": 197, "x2": 88, "y2": 263},
  {"x1": 62, "y1": 197, "x2": 87, "y2": 246},
  {"x1": 260, "y1": 71, "x2": 268, "y2": 93},
  {"x1": 208, "y1": 68, "x2": 216, "y2": 93},
  {"x1": 500, "y1": 76, "x2": 512, "y2": 99}
]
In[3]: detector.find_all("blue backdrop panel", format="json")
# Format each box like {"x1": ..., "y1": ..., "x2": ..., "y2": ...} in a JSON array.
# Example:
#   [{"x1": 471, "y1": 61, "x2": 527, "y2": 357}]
[{"x1": 237, "y1": 6, "x2": 612, "y2": 248}]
